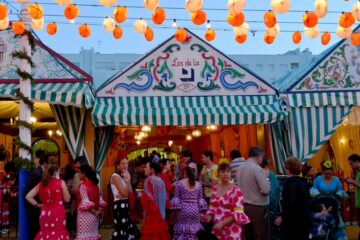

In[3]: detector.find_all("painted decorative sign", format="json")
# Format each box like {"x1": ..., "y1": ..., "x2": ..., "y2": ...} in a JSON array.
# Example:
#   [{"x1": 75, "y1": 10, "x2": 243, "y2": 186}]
[
  {"x1": 294, "y1": 41, "x2": 360, "y2": 92},
  {"x1": 97, "y1": 29, "x2": 275, "y2": 97},
  {"x1": 0, "y1": 29, "x2": 89, "y2": 82}
]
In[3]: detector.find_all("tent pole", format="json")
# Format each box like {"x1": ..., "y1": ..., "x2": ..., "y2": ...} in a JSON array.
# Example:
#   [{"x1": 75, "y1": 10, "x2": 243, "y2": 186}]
[{"x1": 18, "y1": 2, "x2": 32, "y2": 240}]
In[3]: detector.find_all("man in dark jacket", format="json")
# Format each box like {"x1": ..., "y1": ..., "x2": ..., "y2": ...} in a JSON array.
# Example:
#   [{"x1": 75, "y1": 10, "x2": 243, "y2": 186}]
[{"x1": 24, "y1": 153, "x2": 49, "y2": 240}]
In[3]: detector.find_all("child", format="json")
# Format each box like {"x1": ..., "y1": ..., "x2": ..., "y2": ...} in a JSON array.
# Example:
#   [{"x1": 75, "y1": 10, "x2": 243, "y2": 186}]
[{"x1": 309, "y1": 203, "x2": 335, "y2": 239}]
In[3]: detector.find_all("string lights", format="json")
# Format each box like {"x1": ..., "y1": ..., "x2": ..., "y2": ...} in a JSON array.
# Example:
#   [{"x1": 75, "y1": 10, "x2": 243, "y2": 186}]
[{"x1": 3, "y1": 0, "x2": 360, "y2": 45}]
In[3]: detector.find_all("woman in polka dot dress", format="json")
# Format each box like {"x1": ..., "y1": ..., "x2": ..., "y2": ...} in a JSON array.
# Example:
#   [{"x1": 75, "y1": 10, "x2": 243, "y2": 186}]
[
  {"x1": 110, "y1": 158, "x2": 140, "y2": 240},
  {"x1": 202, "y1": 163, "x2": 250, "y2": 240},
  {"x1": 75, "y1": 164, "x2": 107, "y2": 240},
  {"x1": 25, "y1": 165, "x2": 71, "y2": 240}
]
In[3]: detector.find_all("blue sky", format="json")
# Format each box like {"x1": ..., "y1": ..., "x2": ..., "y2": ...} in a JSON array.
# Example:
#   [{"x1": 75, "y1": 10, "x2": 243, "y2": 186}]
[{"x1": 5, "y1": 0, "x2": 357, "y2": 55}]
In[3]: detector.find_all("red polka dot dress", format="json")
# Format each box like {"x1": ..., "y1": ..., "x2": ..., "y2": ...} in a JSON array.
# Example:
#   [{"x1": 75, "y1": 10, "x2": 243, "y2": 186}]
[{"x1": 206, "y1": 185, "x2": 250, "y2": 240}]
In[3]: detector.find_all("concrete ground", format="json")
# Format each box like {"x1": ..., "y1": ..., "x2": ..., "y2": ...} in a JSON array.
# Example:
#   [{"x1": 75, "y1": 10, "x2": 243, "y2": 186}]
[{"x1": 100, "y1": 226, "x2": 360, "y2": 240}]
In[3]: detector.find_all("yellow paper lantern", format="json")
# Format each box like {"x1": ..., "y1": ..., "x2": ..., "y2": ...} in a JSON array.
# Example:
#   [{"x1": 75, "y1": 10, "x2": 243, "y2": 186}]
[
  {"x1": 28, "y1": 3, "x2": 43, "y2": 20},
  {"x1": 99, "y1": 0, "x2": 117, "y2": 7},
  {"x1": 336, "y1": 26, "x2": 352, "y2": 39},
  {"x1": 205, "y1": 28, "x2": 216, "y2": 41},
  {"x1": 266, "y1": 23, "x2": 280, "y2": 37},
  {"x1": 271, "y1": 0, "x2": 291, "y2": 14},
  {"x1": 321, "y1": 32, "x2": 331, "y2": 45},
  {"x1": 175, "y1": 28, "x2": 187, "y2": 42},
  {"x1": 233, "y1": 22, "x2": 249, "y2": 36},
  {"x1": 228, "y1": 0, "x2": 246, "y2": 15},
  {"x1": 0, "y1": 3, "x2": 8, "y2": 21},
  {"x1": 144, "y1": 27, "x2": 154, "y2": 41},
  {"x1": 64, "y1": 4, "x2": 79, "y2": 20},
  {"x1": 352, "y1": 2, "x2": 360, "y2": 21},
  {"x1": 314, "y1": 0, "x2": 327, "y2": 18},
  {"x1": 54, "y1": 0, "x2": 72, "y2": 6},
  {"x1": 144, "y1": 0, "x2": 159, "y2": 11},
  {"x1": 32, "y1": 18, "x2": 44, "y2": 31},
  {"x1": 46, "y1": 22, "x2": 58, "y2": 35},
  {"x1": 304, "y1": 25, "x2": 320, "y2": 39},
  {"x1": 14, "y1": 0, "x2": 27, "y2": 2},
  {"x1": 351, "y1": 33, "x2": 360, "y2": 46},
  {"x1": 0, "y1": 17, "x2": 9, "y2": 30},
  {"x1": 134, "y1": 18, "x2": 148, "y2": 34},
  {"x1": 103, "y1": 17, "x2": 115, "y2": 32},
  {"x1": 235, "y1": 34, "x2": 247, "y2": 44},
  {"x1": 185, "y1": 0, "x2": 203, "y2": 13}
]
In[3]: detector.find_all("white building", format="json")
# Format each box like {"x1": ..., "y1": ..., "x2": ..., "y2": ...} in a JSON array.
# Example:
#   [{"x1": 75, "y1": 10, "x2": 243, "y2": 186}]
[{"x1": 61, "y1": 47, "x2": 314, "y2": 89}]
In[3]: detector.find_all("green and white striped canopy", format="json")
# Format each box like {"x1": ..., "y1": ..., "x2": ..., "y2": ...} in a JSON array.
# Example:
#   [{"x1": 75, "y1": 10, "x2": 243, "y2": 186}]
[
  {"x1": 0, "y1": 82, "x2": 94, "y2": 109},
  {"x1": 92, "y1": 95, "x2": 287, "y2": 127},
  {"x1": 286, "y1": 92, "x2": 360, "y2": 107}
]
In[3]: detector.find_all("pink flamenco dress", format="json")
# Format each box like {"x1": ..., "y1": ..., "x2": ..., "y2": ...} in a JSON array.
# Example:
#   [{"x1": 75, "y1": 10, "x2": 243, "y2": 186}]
[
  {"x1": 75, "y1": 180, "x2": 106, "y2": 240},
  {"x1": 206, "y1": 185, "x2": 250, "y2": 240},
  {"x1": 35, "y1": 178, "x2": 70, "y2": 240},
  {"x1": 141, "y1": 176, "x2": 170, "y2": 240}
]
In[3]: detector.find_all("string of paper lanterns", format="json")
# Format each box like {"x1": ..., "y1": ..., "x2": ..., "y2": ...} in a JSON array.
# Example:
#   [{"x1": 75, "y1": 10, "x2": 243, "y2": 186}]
[{"x1": 3, "y1": 0, "x2": 360, "y2": 46}]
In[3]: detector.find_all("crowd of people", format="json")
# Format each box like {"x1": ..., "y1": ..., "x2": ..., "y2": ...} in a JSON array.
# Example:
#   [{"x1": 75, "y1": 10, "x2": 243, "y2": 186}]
[{"x1": 9, "y1": 145, "x2": 359, "y2": 240}]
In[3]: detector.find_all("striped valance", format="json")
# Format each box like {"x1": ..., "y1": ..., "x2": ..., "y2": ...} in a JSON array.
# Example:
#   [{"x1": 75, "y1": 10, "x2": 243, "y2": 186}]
[
  {"x1": 0, "y1": 82, "x2": 94, "y2": 108},
  {"x1": 92, "y1": 95, "x2": 288, "y2": 127},
  {"x1": 285, "y1": 92, "x2": 360, "y2": 107}
]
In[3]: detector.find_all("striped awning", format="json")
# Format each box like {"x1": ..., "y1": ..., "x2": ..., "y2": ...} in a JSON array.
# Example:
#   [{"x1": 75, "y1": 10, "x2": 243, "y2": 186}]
[
  {"x1": 92, "y1": 95, "x2": 288, "y2": 127},
  {"x1": 0, "y1": 82, "x2": 94, "y2": 108},
  {"x1": 285, "y1": 92, "x2": 360, "y2": 107}
]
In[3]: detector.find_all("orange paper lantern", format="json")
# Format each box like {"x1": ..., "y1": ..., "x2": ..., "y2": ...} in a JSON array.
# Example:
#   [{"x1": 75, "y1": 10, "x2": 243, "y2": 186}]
[
  {"x1": 321, "y1": 32, "x2": 331, "y2": 45},
  {"x1": 235, "y1": 34, "x2": 247, "y2": 44},
  {"x1": 205, "y1": 28, "x2": 216, "y2": 41},
  {"x1": 175, "y1": 28, "x2": 187, "y2": 42},
  {"x1": 113, "y1": 25, "x2": 123, "y2": 39},
  {"x1": 144, "y1": 27, "x2": 154, "y2": 41},
  {"x1": 191, "y1": 10, "x2": 207, "y2": 25},
  {"x1": 28, "y1": 3, "x2": 43, "y2": 20},
  {"x1": 292, "y1": 31, "x2": 302, "y2": 44},
  {"x1": 78, "y1": 23, "x2": 91, "y2": 38},
  {"x1": 113, "y1": 6, "x2": 127, "y2": 23},
  {"x1": 0, "y1": 3, "x2": 8, "y2": 20},
  {"x1": 264, "y1": 10, "x2": 276, "y2": 28},
  {"x1": 152, "y1": 7, "x2": 166, "y2": 25},
  {"x1": 227, "y1": 13, "x2": 245, "y2": 27},
  {"x1": 12, "y1": 21, "x2": 25, "y2": 35},
  {"x1": 351, "y1": 33, "x2": 360, "y2": 46},
  {"x1": 264, "y1": 33, "x2": 275, "y2": 44},
  {"x1": 302, "y1": 12, "x2": 318, "y2": 28},
  {"x1": 338, "y1": 12, "x2": 355, "y2": 28},
  {"x1": 64, "y1": 4, "x2": 79, "y2": 20},
  {"x1": 46, "y1": 22, "x2": 58, "y2": 35}
]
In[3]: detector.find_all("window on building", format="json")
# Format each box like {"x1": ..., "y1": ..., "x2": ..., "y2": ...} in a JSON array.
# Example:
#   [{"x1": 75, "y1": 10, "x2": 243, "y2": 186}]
[
  {"x1": 94, "y1": 62, "x2": 117, "y2": 70},
  {"x1": 290, "y1": 62, "x2": 299, "y2": 69},
  {"x1": 256, "y1": 64, "x2": 263, "y2": 70},
  {"x1": 280, "y1": 64, "x2": 288, "y2": 71},
  {"x1": 269, "y1": 64, "x2": 275, "y2": 71}
]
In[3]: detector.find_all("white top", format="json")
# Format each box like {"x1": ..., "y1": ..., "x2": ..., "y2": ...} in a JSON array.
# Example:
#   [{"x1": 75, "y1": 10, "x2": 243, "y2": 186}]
[{"x1": 110, "y1": 172, "x2": 127, "y2": 201}]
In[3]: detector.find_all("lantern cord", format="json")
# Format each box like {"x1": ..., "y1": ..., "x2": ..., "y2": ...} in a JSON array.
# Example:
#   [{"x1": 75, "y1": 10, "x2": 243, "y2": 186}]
[{"x1": 29, "y1": 1, "x2": 348, "y2": 14}]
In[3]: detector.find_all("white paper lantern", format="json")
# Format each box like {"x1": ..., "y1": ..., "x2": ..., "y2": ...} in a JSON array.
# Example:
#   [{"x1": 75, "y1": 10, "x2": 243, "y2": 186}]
[
  {"x1": 32, "y1": 18, "x2": 44, "y2": 31},
  {"x1": 228, "y1": 0, "x2": 246, "y2": 15},
  {"x1": 185, "y1": 0, "x2": 203, "y2": 13},
  {"x1": 314, "y1": 0, "x2": 327, "y2": 18},
  {"x1": 304, "y1": 25, "x2": 320, "y2": 39},
  {"x1": 103, "y1": 17, "x2": 115, "y2": 32},
  {"x1": 233, "y1": 22, "x2": 249, "y2": 36},
  {"x1": 134, "y1": 18, "x2": 148, "y2": 34},
  {"x1": 352, "y1": 2, "x2": 360, "y2": 21},
  {"x1": 266, "y1": 23, "x2": 280, "y2": 37},
  {"x1": 0, "y1": 17, "x2": 9, "y2": 30},
  {"x1": 144, "y1": 0, "x2": 159, "y2": 11},
  {"x1": 99, "y1": 0, "x2": 117, "y2": 7},
  {"x1": 271, "y1": 0, "x2": 291, "y2": 14},
  {"x1": 54, "y1": 0, "x2": 72, "y2": 6},
  {"x1": 336, "y1": 26, "x2": 352, "y2": 38}
]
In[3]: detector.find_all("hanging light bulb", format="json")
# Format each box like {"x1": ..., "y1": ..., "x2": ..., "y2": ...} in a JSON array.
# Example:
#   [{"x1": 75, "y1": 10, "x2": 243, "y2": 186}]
[
  {"x1": 142, "y1": 125, "x2": 152, "y2": 132},
  {"x1": 172, "y1": 19, "x2": 177, "y2": 27},
  {"x1": 186, "y1": 134, "x2": 192, "y2": 141},
  {"x1": 192, "y1": 129, "x2": 202, "y2": 137},
  {"x1": 168, "y1": 140, "x2": 174, "y2": 147},
  {"x1": 48, "y1": 130, "x2": 53, "y2": 137},
  {"x1": 206, "y1": 20, "x2": 211, "y2": 29}
]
